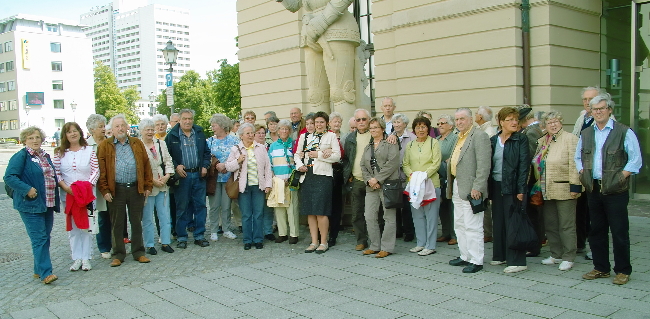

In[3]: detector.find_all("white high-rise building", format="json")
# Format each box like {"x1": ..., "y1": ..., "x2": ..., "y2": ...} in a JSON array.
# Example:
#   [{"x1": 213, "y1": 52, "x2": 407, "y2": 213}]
[
  {"x1": 80, "y1": 0, "x2": 192, "y2": 118},
  {"x1": 0, "y1": 14, "x2": 95, "y2": 140}
]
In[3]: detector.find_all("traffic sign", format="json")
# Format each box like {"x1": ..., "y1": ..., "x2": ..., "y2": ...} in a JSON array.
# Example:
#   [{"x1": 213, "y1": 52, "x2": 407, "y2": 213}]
[
  {"x1": 166, "y1": 73, "x2": 173, "y2": 87},
  {"x1": 166, "y1": 86, "x2": 174, "y2": 106}
]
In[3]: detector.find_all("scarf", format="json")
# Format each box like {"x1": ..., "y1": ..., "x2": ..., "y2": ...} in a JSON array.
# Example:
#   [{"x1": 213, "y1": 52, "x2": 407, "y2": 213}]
[{"x1": 531, "y1": 132, "x2": 554, "y2": 199}]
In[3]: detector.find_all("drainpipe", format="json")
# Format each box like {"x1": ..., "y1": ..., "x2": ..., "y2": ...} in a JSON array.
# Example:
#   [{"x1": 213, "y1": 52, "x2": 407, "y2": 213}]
[{"x1": 521, "y1": 0, "x2": 531, "y2": 105}]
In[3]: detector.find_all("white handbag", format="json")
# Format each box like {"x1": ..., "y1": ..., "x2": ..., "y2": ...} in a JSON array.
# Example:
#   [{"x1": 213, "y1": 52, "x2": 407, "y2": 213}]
[{"x1": 86, "y1": 209, "x2": 100, "y2": 234}]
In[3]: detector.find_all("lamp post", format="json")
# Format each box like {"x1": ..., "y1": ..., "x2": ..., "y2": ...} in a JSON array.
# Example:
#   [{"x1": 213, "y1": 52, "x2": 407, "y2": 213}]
[
  {"x1": 70, "y1": 100, "x2": 77, "y2": 122},
  {"x1": 161, "y1": 40, "x2": 178, "y2": 115},
  {"x1": 25, "y1": 104, "x2": 31, "y2": 127}
]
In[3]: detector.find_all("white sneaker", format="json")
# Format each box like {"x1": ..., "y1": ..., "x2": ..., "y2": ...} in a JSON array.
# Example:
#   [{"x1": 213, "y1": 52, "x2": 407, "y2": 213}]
[
  {"x1": 504, "y1": 266, "x2": 528, "y2": 273},
  {"x1": 558, "y1": 261, "x2": 574, "y2": 271},
  {"x1": 490, "y1": 260, "x2": 506, "y2": 265},
  {"x1": 70, "y1": 259, "x2": 82, "y2": 271},
  {"x1": 409, "y1": 246, "x2": 425, "y2": 253},
  {"x1": 541, "y1": 256, "x2": 562, "y2": 265},
  {"x1": 417, "y1": 248, "x2": 436, "y2": 256},
  {"x1": 100, "y1": 252, "x2": 111, "y2": 259},
  {"x1": 222, "y1": 231, "x2": 237, "y2": 239},
  {"x1": 210, "y1": 233, "x2": 219, "y2": 241},
  {"x1": 81, "y1": 259, "x2": 91, "y2": 271}
]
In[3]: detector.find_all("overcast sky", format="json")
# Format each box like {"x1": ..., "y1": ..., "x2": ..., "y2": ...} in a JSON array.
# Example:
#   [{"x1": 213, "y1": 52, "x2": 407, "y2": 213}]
[{"x1": 2, "y1": 0, "x2": 239, "y2": 76}]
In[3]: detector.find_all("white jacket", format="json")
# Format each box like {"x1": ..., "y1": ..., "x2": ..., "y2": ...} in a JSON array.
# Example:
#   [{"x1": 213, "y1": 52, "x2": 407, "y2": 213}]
[{"x1": 294, "y1": 131, "x2": 341, "y2": 182}]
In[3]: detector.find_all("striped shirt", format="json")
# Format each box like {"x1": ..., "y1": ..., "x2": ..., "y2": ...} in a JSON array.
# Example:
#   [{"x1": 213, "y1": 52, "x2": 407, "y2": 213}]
[
  {"x1": 114, "y1": 138, "x2": 137, "y2": 183},
  {"x1": 268, "y1": 138, "x2": 294, "y2": 180},
  {"x1": 180, "y1": 128, "x2": 199, "y2": 169},
  {"x1": 245, "y1": 144, "x2": 259, "y2": 186}
]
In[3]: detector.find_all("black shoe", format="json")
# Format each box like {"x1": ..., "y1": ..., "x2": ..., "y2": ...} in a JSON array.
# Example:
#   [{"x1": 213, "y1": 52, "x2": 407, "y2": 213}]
[
  {"x1": 449, "y1": 257, "x2": 470, "y2": 266},
  {"x1": 217, "y1": 226, "x2": 224, "y2": 235},
  {"x1": 244, "y1": 243, "x2": 252, "y2": 250},
  {"x1": 462, "y1": 263, "x2": 483, "y2": 273},
  {"x1": 147, "y1": 247, "x2": 157, "y2": 255},
  {"x1": 265, "y1": 234, "x2": 276, "y2": 241},
  {"x1": 177, "y1": 241, "x2": 187, "y2": 249},
  {"x1": 396, "y1": 233, "x2": 403, "y2": 238},
  {"x1": 289, "y1": 237, "x2": 299, "y2": 245},
  {"x1": 526, "y1": 252, "x2": 539, "y2": 258},
  {"x1": 327, "y1": 238, "x2": 337, "y2": 247},
  {"x1": 194, "y1": 239, "x2": 210, "y2": 247},
  {"x1": 275, "y1": 236, "x2": 288, "y2": 243},
  {"x1": 161, "y1": 245, "x2": 174, "y2": 253},
  {"x1": 254, "y1": 242, "x2": 264, "y2": 249},
  {"x1": 239, "y1": 226, "x2": 243, "y2": 232},
  {"x1": 403, "y1": 234, "x2": 414, "y2": 242}
]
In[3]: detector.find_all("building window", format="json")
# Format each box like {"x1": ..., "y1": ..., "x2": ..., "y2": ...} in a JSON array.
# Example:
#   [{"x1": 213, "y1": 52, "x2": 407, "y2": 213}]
[
  {"x1": 53, "y1": 99, "x2": 64, "y2": 109},
  {"x1": 51, "y1": 42, "x2": 61, "y2": 52},
  {"x1": 0, "y1": 121, "x2": 8, "y2": 130},
  {"x1": 0, "y1": 82, "x2": 5, "y2": 92},
  {"x1": 55, "y1": 119, "x2": 65, "y2": 128},
  {"x1": 7, "y1": 81, "x2": 15, "y2": 91},
  {"x1": 9, "y1": 100, "x2": 17, "y2": 110},
  {"x1": 9, "y1": 120, "x2": 17, "y2": 130},
  {"x1": 52, "y1": 80, "x2": 63, "y2": 90},
  {"x1": 46, "y1": 24, "x2": 59, "y2": 33},
  {"x1": 0, "y1": 101, "x2": 5, "y2": 111},
  {"x1": 5, "y1": 61, "x2": 14, "y2": 72},
  {"x1": 4, "y1": 41, "x2": 13, "y2": 52},
  {"x1": 51, "y1": 61, "x2": 62, "y2": 71},
  {"x1": 0, "y1": 63, "x2": 4, "y2": 73}
]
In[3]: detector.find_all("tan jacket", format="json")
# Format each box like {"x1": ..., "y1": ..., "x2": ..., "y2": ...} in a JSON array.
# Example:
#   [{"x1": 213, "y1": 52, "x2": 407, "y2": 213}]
[
  {"x1": 446, "y1": 127, "x2": 491, "y2": 199},
  {"x1": 535, "y1": 130, "x2": 582, "y2": 200},
  {"x1": 97, "y1": 136, "x2": 153, "y2": 196}
]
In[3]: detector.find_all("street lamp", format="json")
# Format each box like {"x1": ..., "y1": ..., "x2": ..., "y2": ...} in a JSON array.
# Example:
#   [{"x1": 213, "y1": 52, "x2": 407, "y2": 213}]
[
  {"x1": 148, "y1": 92, "x2": 156, "y2": 117},
  {"x1": 70, "y1": 100, "x2": 77, "y2": 122},
  {"x1": 25, "y1": 104, "x2": 31, "y2": 127},
  {"x1": 161, "y1": 40, "x2": 178, "y2": 115}
]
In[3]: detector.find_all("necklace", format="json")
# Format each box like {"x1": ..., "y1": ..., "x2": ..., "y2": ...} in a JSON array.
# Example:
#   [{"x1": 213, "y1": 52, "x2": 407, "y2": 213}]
[{"x1": 416, "y1": 140, "x2": 427, "y2": 152}]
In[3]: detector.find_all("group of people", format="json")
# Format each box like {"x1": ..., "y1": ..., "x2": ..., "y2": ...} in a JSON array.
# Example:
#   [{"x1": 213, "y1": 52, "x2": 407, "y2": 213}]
[{"x1": 4, "y1": 87, "x2": 641, "y2": 286}]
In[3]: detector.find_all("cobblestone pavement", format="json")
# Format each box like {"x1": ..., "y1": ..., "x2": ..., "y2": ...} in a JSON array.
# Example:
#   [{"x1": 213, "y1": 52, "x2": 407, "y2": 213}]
[{"x1": 1, "y1": 195, "x2": 649, "y2": 319}]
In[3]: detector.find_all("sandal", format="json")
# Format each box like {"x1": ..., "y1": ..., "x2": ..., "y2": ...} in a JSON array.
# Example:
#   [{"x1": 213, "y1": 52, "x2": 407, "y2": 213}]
[
  {"x1": 42, "y1": 274, "x2": 58, "y2": 284},
  {"x1": 304, "y1": 243, "x2": 318, "y2": 253},
  {"x1": 315, "y1": 243, "x2": 328, "y2": 254}
]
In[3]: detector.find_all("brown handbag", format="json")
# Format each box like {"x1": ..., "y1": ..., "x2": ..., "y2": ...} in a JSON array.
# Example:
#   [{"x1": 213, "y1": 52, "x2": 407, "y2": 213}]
[
  {"x1": 225, "y1": 147, "x2": 242, "y2": 199},
  {"x1": 206, "y1": 155, "x2": 219, "y2": 195},
  {"x1": 530, "y1": 191, "x2": 544, "y2": 206}
]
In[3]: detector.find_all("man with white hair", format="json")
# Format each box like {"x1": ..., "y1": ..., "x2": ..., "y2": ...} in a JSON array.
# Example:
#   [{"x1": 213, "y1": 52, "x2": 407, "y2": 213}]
[
  {"x1": 348, "y1": 117, "x2": 357, "y2": 133},
  {"x1": 475, "y1": 105, "x2": 496, "y2": 244},
  {"x1": 381, "y1": 97, "x2": 396, "y2": 134}
]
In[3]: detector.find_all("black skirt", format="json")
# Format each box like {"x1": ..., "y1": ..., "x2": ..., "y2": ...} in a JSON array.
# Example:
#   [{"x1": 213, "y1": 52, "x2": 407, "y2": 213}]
[{"x1": 299, "y1": 167, "x2": 333, "y2": 216}]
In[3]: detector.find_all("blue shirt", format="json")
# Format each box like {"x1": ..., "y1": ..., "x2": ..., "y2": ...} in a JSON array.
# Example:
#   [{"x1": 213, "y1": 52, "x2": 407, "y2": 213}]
[
  {"x1": 574, "y1": 119, "x2": 642, "y2": 180},
  {"x1": 180, "y1": 128, "x2": 199, "y2": 170},
  {"x1": 114, "y1": 138, "x2": 137, "y2": 183},
  {"x1": 207, "y1": 134, "x2": 240, "y2": 182}
]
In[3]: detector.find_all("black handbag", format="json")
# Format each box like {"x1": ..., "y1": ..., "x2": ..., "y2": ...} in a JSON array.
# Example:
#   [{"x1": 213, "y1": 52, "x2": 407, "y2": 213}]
[
  {"x1": 289, "y1": 132, "x2": 311, "y2": 190},
  {"x1": 157, "y1": 140, "x2": 180, "y2": 187},
  {"x1": 382, "y1": 179, "x2": 404, "y2": 209},
  {"x1": 507, "y1": 197, "x2": 539, "y2": 251},
  {"x1": 467, "y1": 194, "x2": 487, "y2": 214}
]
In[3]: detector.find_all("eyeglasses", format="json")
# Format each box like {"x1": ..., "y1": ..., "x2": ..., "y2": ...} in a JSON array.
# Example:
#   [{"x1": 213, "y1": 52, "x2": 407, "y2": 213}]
[
  {"x1": 355, "y1": 118, "x2": 368, "y2": 122},
  {"x1": 437, "y1": 122, "x2": 448, "y2": 126},
  {"x1": 545, "y1": 120, "x2": 561, "y2": 126},
  {"x1": 245, "y1": 117, "x2": 255, "y2": 120},
  {"x1": 591, "y1": 107, "x2": 608, "y2": 113}
]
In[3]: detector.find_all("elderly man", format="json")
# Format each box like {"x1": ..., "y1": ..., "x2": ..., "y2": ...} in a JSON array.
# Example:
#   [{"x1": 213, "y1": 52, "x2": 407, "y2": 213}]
[
  {"x1": 381, "y1": 97, "x2": 396, "y2": 134},
  {"x1": 575, "y1": 94, "x2": 641, "y2": 285},
  {"x1": 343, "y1": 108, "x2": 372, "y2": 250},
  {"x1": 167, "y1": 113, "x2": 180, "y2": 133},
  {"x1": 98, "y1": 114, "x2": 153, "y2": 267},
  {"x1": 264, "y1": 111, "x2": 277, "y2": 122},
  {"x1": 448, "y1": 108, "x2": 491, "y2": 273},
  {"x1": 290, "y1": 107, "x2": 305, "y2": 140},
  {"x1": 348, "y1": 117, "x2": 357, "y2": 133},
  {"x1": 475, "y1": 105, "x2": 496, "y2": 243},
  {"x1": 165, "y1": 109, "x2": 212, "y2": 249}
]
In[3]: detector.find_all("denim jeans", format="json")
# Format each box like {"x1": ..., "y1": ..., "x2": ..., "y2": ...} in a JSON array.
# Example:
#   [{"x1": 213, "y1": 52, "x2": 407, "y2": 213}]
[
  {"x1": 95, "y1": 210, "x2": 112, "y2": 253},
  {"x1": 143, "y1": 191, "x2": 171, "y2": 246},
  {"x1": 175, "y1": 171, "x2": 207, "y2": 242},
  {"x1": 263, "y1": 204, "x2": 274, "y2": 235},
  {"x1": 238, "y1": 185, "x2": 264, "y2": 244},
  {"x1": 20, "y1": 207, "x2": 54, "y2": 279}
]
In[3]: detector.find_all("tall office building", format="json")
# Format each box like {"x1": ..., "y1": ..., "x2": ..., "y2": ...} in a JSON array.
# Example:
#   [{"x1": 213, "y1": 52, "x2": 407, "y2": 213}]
[
  {"x1": 0, "y1": 14, "x2": 94, "y2": 140},
  {"x1": 80, "y1": 0, "x2": 192, "y2": 117}
]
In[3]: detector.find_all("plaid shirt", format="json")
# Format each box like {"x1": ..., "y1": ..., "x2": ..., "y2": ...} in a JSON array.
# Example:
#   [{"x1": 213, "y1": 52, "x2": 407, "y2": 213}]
[
  {"x1": 26, "y1": 147, "x2": 56, "y2": 208},
  {"x1": 180, "y1": 128, "x2": 199, "y2": 169},
  {"x1": 114, "y1": 138, "x2": 138, "y2": 183}
]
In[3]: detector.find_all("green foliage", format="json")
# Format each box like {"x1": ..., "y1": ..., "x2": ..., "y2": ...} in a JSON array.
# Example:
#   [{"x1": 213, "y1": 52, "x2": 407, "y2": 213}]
[{"x1": 93, "y1": 61, "x2": 139, "y2": 125}]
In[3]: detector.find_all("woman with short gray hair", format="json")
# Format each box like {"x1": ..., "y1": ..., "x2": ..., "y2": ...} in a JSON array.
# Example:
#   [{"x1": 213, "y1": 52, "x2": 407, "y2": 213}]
[
  {"x1": 435, "y1": 114, "x2": 459, "y2": 245},
  {"x1": 207, "y1": 114, "x2": 240, "y2": 241},
  {"x1": 392, "y1": 113, "x2": 416, "y2": 242},
  {"x1": 265, "y1": 116, "x2": 280, "y2": 145},
  {"x1": 153, "y1": 114, "x2": 169, "y2": 140}
]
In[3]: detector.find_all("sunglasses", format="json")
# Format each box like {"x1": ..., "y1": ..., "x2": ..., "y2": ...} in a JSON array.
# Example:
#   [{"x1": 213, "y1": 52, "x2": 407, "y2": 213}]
[
  {"x1": 437, "y1": 122, "x2": 448, "y2": 126},
  {"x1": 355, "y1": 117, "x2": 368, "y2": 122}
]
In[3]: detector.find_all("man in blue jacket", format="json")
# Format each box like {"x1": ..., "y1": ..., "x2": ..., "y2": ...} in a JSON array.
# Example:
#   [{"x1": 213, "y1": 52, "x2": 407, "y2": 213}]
[{"x1": 166, "y1": 109, "x2": 211, "y2": 248}]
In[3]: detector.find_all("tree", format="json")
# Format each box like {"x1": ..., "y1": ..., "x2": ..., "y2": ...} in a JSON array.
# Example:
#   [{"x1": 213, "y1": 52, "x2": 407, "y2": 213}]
[
  {"x1": 93, "y1": 61, "x2": 139, "y2": 124},
  {"x1": 208, "y1": 59, "x2": 241, "y2": 120}
]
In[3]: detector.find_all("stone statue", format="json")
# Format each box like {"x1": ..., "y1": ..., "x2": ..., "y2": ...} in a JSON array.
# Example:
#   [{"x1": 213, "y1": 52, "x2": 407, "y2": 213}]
[{"x1": 278, "y1": 0, "x2": 367, "y2": 129}]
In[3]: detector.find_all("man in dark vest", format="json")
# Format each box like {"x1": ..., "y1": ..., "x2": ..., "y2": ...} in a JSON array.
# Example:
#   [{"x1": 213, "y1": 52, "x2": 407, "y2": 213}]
[{"x1": 575, "y1": 93, "x2": 642, "y2": 285}]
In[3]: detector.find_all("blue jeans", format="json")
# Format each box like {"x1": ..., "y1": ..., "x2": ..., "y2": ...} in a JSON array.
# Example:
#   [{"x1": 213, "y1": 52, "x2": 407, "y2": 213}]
[
  {"x1": 238, "y1": 185, "x2": 264, "y2": 244},
  {"x1": 20, "y1": 208, "x2": 54, "y2": 279},
  {"x1": 143, "y1": 191, "x2": 171, "y2": 246},
  {"x1": 263, "y1": 204, "x2": 274, "y2": 235},
  {"x1": 95, "y1": 210, "x2": 111, "y2": 253},
  {"x1": 175, "y1": 171, "x2": 207, "y2": 242}
]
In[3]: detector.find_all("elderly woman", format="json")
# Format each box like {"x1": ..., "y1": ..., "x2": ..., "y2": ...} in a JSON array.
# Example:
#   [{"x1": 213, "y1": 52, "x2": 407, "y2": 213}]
[
  {"x1": 4, "y1": 126, "x2": 60, "y2": 284},
  {"x1": 360, "y1": 118, "x2": 401, "y2": 258},
  {"x1": 140, "y1": 118, "x2": 175, "y2": 254},
  {"x1": 328, "y1": 111, "x2": 345, "y2": 246},
  {"x1": 403, "y1": 117, "x2": 443, "y2": 256},
  {"x1": 53, "y1": 122, "x2": 99, "y2": 272},
  {"x1": 489, "y1": 107, "x2": 530, "y2": 273},
  {"x1": 243, "y1": 110, "x2": 257, "y2": 124},
  {"x1": 225, "y1": 123, "x2": 272, "y2": 250},
  {"x1": 152, "y1": 114, "x2": 173, "y2": 237},
  {"x1": 153, "y1": 114, "x2": 169, "y2": 140},
  {"x1": 268, "y1": 119, "x2": 299, "y2": 244},
  {"x1": 436, "y1": 114, "x2": 459, "y2": 245},
  {"x1": 416, "y1": 110, "x2": 440, "y2": 138},
  {"x1": 86, "y1": 114, "x2": 112, "y2": 259},
  {"x1": 207, "y1": 114, "x2": 240, "y2": 241},
  {"x1": 532, "y1": 112, "x2": 581, "y2": 271},
  {"x1": 255, "y1": 124, "x2": 276, "y2": 241},
  {"x1": 296, "y1": 111, "x2": 341, "y2": 253},
  {"x1": 392, "y1": 113, "x2": 416, "y2": 242},
  {"x1": 265, "y1": 116, "x2": 280, "y2": 145}
]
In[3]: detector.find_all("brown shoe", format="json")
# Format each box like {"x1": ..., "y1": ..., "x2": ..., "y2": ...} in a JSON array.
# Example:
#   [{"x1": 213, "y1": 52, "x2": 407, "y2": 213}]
[
  {"x1": 275, "y1": 236, "x2": 288, "y2": 243},
  {"x1": 288, "y1": 237, "x2": 299, "y2": 244},
  {"x1": 362, "y1": 249, "x2": 378, "y2": 255},
  {"x1": 448, "y1": 239, "x2": 458, "y2": 245},
  {"x1": 137, "y1": 256, "x2": 151, "y2": 263},
  {"x1": 583, "y1": 269, "x2": 610, "y2": 280},
  {"x1": 42, "y1": 274, "x2": 58, "y2": 284},
  {"x1": 613, "y1": 273, "x2": 630, "y2": 285},
  {"x1": 436, "y1": 236, "x2": 450, "y2": 242},
  {"x1": 484, "y1": 236, "x2": 493, "y2": 243},
  {"x1": 33, "y1": 274, "x2": 40, "y2": 279},
  {"x1": 375, "y1": 251, "x2": 392, "y2": 258},
  {"x1": 109, "y1": 259, "x2": 122, "y2": 267},
  {"x1": 355, "y1": 244, "x2": 366, "y2": 251}
]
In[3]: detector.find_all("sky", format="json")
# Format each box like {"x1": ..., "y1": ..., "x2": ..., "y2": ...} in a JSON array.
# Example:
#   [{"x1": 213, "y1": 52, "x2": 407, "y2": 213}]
[{"x1": 2, "y1": 0, "x2": 239, "y2": 76}]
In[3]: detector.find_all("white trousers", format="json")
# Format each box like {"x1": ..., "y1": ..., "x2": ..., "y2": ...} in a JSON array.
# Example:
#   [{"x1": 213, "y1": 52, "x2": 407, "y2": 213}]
[
  {"x1": 69, "y1": 218, "x2": 93, "y2": 260},
  {"x1": 452, "y1": 180, "x2": 484, "y2": 265}
]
